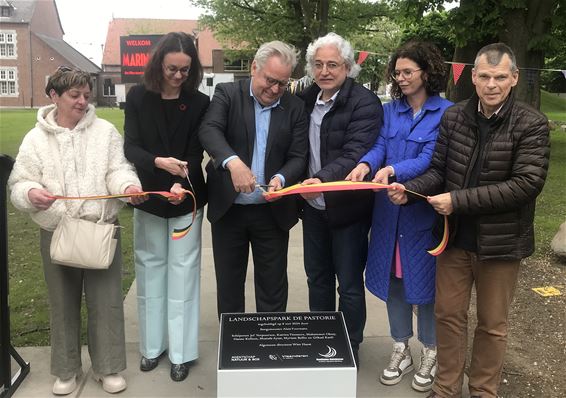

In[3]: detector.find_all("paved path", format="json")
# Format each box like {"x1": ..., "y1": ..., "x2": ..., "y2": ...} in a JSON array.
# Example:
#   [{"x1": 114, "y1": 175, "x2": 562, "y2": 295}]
[{"x1": 10, "y1": 219, "x2": 469, "y2": 397}]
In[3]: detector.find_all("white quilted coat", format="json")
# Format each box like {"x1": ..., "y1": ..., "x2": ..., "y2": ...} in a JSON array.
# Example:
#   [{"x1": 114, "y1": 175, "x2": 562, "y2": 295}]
[{"x1": 8, "y1": 104, "x2": 141, "y2": 231}]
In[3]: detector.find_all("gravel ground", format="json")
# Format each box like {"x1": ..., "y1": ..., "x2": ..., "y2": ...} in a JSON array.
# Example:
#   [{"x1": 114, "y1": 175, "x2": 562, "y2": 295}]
[{"x1": 467, "y1": 253, "x2": 566, "y2": 398}]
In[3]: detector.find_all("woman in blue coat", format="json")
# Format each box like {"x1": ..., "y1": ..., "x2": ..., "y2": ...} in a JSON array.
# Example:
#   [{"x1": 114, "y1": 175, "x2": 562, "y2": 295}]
[{"x1": 347, "y1": 41, "x2": 452, "y2": 392}]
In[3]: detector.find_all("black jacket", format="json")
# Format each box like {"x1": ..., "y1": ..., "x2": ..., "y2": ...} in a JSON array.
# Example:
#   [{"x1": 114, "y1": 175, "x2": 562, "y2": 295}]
[
  {"x1": 405, "y1": 93, "x2": 550, "y2": 260},
  {"x1": 198, "y1": 79, "x2": 309, "y2": 231},
  {"x1": 299, "y1": 78, "x2": 383, "y2": 227},
  {"x1": 124, "y1": 84, "x2": 210, "y2": 218}
]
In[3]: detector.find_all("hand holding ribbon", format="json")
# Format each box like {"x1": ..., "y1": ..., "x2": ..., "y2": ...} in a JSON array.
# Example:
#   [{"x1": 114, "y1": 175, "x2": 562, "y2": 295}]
[
  {"x1": 124, "y1": 185, "x2": 147, "y2": 205},
  {"x1": 155, "y1": 156, "x2": 188, "y2": 177},
  {"x1": 262, "y1": 180, "x2": 449, "y2": 256},
  {"x1": 28, "y1": 188, "x2": 56, "y2": 210}
]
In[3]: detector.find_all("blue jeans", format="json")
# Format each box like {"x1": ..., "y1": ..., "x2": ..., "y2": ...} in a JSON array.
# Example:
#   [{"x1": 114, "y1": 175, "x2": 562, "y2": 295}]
[
  {"x1": 302, "y1": 204, "x2": 369, "y2": 350},
  {"x1": 387, "y1": 275, "x2": 436, "y2": 347}
]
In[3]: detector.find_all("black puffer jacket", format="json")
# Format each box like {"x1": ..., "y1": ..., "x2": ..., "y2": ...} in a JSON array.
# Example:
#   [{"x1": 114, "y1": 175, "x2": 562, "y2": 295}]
[
  {"x1": 299, "y1": 78, "x2": 383, "y2": 227},
  {"x1": 405, "y1": 93, "x2": 550, "y2": 260}
]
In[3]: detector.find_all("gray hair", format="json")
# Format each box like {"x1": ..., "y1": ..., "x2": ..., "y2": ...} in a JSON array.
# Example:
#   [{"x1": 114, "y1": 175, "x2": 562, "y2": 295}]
[
  {"x1": 305, "y1": 32, "x2": 361, "y2": 78},
  {"x1": 474, "y1": 42, "x2": 518, "y2": 72},
  {"x1": 254, "y1": 41, "x2": 300, "y2": 70}
]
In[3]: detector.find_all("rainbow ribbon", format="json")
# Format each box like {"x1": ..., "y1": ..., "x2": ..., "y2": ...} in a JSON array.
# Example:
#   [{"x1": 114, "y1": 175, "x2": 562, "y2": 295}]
[
  {"x1": 171, "y1": 190, "x2": 196, "y2": 240},
  {"x1": 262, "y1": 180, "x2": 449, "y2": 257}
]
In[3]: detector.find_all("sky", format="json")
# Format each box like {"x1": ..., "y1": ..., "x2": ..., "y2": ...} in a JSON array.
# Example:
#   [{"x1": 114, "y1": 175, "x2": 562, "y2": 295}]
[{"x1": 55, "y1": 0, "x2": 204, "y2": 66}]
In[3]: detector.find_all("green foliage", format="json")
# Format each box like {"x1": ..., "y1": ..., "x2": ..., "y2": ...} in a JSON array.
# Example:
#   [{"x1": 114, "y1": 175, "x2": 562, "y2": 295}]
[
  {"x1": 400, "y1": 11, "x2": 455, "y2": 61},
  {"x1": 348, "y1": 16, "x2": 402, "y2": 90},
  {"x1": 1, "y1": 108, "x2": 136, "y2": 346},
  {"x1": 191, "y1": 0, "x2": 388, "y2": 58}
]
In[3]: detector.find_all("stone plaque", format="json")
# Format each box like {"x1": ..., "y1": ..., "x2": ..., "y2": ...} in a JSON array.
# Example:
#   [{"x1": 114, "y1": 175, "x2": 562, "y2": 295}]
[{"x1": 219, "y1": 311, "x2": 354, "y2": 369}]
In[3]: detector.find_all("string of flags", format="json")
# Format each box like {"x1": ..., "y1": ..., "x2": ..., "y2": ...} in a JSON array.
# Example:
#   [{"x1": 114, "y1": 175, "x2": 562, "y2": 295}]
[{"x1": 353, "y1": 50, "x2": 566, "y2": 85}]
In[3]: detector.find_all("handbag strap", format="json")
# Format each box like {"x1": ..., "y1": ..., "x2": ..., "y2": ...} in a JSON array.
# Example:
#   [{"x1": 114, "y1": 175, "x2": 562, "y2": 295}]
[{"x1": 48, "y1": 133, "x2": 113, "y2": 221}]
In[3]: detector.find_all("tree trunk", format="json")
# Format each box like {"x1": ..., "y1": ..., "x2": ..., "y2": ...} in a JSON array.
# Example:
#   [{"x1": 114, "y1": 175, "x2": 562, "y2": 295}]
[
  {"x1": 499, "y1": 0, "x2": 555, "y2": 109},
  {"x1": 318, "y1": 0, "x2": 329, "y2": 36}
]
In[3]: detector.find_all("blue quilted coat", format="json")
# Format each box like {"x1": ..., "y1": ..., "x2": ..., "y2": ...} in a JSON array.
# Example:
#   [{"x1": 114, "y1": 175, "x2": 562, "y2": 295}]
[{"x1": 361, "y1": 95, "x2": 452, "y2": 304}]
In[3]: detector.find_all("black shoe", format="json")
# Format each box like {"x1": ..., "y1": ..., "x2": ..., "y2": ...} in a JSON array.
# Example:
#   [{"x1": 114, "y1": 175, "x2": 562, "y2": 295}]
[
  {"x1": 170, "y1": 362, "x2": 189, "y2": 382},
  {"x1": 140, "y1": 356, "x2": 159, "y2": 372}
]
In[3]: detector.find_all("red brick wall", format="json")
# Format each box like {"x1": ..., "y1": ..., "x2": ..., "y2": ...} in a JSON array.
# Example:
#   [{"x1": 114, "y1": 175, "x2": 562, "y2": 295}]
[{"x1": 0, "y1": 24, "x2": 31, "y2": 107}]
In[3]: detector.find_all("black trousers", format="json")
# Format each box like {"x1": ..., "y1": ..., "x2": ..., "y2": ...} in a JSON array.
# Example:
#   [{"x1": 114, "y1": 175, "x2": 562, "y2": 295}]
[
  {"x1": 302, "y1": 204, "x2": 369, "y2": 350},
  {"x1": 211, "y1": 204, "x2": 289, "y2": 316}
]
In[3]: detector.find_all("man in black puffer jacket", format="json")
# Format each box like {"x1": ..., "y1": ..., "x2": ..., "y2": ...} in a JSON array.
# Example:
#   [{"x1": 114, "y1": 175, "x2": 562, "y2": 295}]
[
  {"x1": 389, "y1": 43, "x2": 550, "y2": 398},
  {"x1": 298, "y1": 33, "x2": 383, "y2": 367}
]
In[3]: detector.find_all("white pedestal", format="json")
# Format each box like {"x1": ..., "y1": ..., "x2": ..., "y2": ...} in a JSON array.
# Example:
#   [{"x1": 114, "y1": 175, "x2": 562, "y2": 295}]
[{"x1": 217, "y1": 312, "x2": 357, "y2": 398}]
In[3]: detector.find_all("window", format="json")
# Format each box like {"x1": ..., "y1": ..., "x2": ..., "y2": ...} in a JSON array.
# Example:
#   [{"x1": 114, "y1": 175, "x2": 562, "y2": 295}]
[
  {"x1": 103, "y1": 78, "x2": 115, "y2": 96},
  {"x1": 0, "y1": 31, "x2": 17, "y2": 58},
  {"x1": 1, "y1": 6, "x2": 13, "y2": 17},
  {"x1": 224, "y1": 59, "x2": 250, "y2": 72},
  {"x1": 0, "y1": 67, "x2": 18, "y2": 96}
]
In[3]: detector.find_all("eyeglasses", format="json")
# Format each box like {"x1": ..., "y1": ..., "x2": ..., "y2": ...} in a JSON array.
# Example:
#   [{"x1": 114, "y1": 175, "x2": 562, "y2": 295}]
[
  {"x1": 57, "y1": 65, "x2": 74, "y2": 73},
  {"x1": 314, "y1": 61, "x2": 344, "y2": 72},
  {"x1": 264, "y1": 75, "x2": 289, "y2": 89},
  {"x1": 391, "y1": 68, "x2": 422, "y2": 80},
  {"x1": 163, "y1": 64, "x2": 190, "y2": 76}
]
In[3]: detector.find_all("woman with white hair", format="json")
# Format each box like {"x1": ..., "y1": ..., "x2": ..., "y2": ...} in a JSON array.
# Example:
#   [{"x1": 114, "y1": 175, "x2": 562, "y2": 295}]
[{"x1": 298, "y1": 32, "x2": 383, "y2": 367}]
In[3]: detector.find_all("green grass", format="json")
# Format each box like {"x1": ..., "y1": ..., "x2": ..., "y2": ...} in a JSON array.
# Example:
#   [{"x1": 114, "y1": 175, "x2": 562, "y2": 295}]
[
  {"x1": 540, "y1": 90, "x2": 566, "y2": 122},
  {"x1": 1, "y1": 94, "x2": 565, "y2": 346},
  {"x1": 1, "y1": 107, "x2": 135, "y2": 346},
  {"x1": 534, "y1": 130, "x2": 566, "y2": 257}
]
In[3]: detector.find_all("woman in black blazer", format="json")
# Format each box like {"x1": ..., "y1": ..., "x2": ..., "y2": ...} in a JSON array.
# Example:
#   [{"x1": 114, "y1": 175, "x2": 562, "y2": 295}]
[{"x1": 124, "y1": 32, "x2": 209, "y2": 382}]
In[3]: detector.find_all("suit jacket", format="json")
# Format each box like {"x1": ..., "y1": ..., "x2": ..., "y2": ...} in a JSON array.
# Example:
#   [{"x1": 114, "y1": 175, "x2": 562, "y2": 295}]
[
  {"x1": 124, "y1": 84, "x2": 210, "y2": 218},
  {"x1": 199, "y1": 79, "x2": 308, "y2": 231}
]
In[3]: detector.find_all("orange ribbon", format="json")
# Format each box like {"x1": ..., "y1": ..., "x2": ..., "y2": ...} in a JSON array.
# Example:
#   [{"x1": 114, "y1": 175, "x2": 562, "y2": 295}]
[
  {"x1": 49, "y1": 191, "x2": 177, "y2": 201},
  {"x1": 50, "y1": 191, "x2": 196, "y2": 240},
  {"x1": 263, "y1": 181, "x2": 449, "y2": 256}
]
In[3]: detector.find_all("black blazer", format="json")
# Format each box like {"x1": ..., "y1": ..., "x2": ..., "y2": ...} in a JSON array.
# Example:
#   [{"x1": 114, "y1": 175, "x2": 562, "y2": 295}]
[
  {"x1": 124, "y1": 84, "x2": 210, "y2": 218},
  {"x1": 299, "y1": 78, "x2": 383, "y2": 227},
  {"x1": 199, "y1": 79, "x2": 308, "y2": 231}
]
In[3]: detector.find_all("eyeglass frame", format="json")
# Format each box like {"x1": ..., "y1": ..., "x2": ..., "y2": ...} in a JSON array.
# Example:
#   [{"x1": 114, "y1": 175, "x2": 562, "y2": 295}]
[
  {"x1": 313, "y1": 61, "x2": 345, "y2": 72},
  {"x1": 263, "y1": 74, "x2": 290, "y2": 89},
  {"x1": 391, "y1": 68, "x2": 422, "y2": 80},
  {"x1": 162, "y1": 63, "x2": 191, "y2": 76}
]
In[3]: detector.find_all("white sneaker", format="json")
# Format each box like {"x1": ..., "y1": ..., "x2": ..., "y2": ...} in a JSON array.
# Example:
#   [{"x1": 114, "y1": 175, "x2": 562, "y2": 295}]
[
  {"x1": 380, "y1": 342, "x2": 414, "y2": 385},
  {"x1": 93, "y1": 373, "x2": 127, "y2": 394},
  {"x1": 412, "y1": 346, "x2": 437, "y2": 392},
  {"x1": 52, "y1": 373, "x2": 79, "y2": 395}
]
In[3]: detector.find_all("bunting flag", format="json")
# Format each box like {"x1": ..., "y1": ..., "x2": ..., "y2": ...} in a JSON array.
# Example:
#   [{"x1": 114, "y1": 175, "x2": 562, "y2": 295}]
[
  {"x1": 357, "y1": 51, "x2": 369, "y2": 65},
  {"x1": 562, "y1": 70, "x2": 566, "y2": 79},
  {"x1": 452, "y1": 63, "x2": 466, "y2": 85},
  {"x1": 263, "y1": 181, "x2": 449, "y2": 256}
]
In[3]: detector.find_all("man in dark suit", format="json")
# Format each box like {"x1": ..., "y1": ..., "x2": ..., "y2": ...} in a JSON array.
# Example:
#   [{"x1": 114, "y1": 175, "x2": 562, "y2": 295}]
[{"x1": 199, "y1": 41, "x2": 308, "y2": 316}]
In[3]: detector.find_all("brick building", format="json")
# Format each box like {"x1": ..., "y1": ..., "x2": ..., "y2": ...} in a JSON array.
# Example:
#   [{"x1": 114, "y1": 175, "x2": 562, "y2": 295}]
[
  {"x1": 0, "y1": 0, "x2": 100, "y2": 108},
  {"x1": 101, "y1": 18, "x2": 251, "y2": 105}
]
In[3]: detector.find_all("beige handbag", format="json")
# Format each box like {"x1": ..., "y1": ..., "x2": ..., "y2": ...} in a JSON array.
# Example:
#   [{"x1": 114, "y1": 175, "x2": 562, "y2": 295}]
[
  {"x1": 50, "y1": 213, "x2": 118, "y2": 269},
  {"x1": 48, "y1": 134, "x2": 118, "y2": 269}
]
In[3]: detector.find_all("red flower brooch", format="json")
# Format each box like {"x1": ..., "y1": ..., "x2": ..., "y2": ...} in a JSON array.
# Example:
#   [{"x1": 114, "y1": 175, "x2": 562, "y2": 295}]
[{"x1": 179, "y1": 104, "x2": 187, "y2": 111}]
